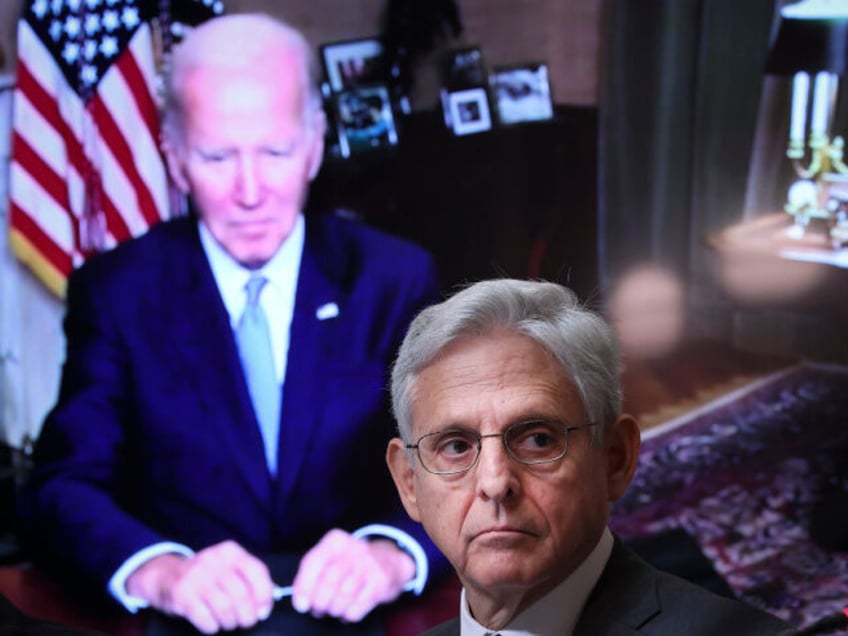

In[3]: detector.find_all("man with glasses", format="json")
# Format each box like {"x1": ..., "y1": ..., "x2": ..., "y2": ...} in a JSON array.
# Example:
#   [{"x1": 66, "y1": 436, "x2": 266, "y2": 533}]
[{"x1": 386, "y1": 279, "x2": 796, "y2": 635}]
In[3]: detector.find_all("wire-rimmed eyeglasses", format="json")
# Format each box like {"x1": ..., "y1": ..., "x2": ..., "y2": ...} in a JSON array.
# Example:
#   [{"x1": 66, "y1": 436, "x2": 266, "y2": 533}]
[{"x1": 405, "y1": 420, "x2": 600, "y2": 475}]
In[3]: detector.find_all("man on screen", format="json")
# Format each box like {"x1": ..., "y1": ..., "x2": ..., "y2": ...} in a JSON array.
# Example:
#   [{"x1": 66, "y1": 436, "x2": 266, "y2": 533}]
[{"x1": 21, "y1": 13, "x2": 443, "y2": 635}]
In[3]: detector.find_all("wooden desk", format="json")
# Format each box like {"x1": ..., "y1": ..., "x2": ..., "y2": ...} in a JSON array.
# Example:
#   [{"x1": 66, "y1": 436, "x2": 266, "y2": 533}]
[
  {"x1": 707, "y1": 212, "x2": 848, "y2": 267},
  {"x1": 0, "y1": 565, "x2": 461, "y2": 635},
  {"x1": 0, "y1": 565, "x2": 142, "y2": 634},
  {"x1": 707, "y1": 212, "x2": 848, "y2": 311},
  {"x1": 706, "y1": 212, "x2": 848, "y2": 362}
]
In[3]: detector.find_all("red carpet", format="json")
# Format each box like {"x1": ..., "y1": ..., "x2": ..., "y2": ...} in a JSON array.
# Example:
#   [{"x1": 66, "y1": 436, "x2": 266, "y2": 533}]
[{"x1": 610, "y1": 364, "x2": 848, "y2": 632}]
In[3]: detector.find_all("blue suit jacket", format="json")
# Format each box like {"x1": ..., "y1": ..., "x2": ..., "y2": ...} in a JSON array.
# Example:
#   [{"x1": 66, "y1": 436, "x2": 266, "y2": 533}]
[{"x1": 20, "y1": 212, "x2": 444, "y2": 598}]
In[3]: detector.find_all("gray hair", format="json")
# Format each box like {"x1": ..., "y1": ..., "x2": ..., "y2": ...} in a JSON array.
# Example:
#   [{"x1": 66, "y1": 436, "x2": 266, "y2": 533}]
[
  {"x1": 391, "y1": 279, "x2": 622, "y2": 445},
  {"x1": 160, "y1": 13, "x2": 324, "y2": 147}
]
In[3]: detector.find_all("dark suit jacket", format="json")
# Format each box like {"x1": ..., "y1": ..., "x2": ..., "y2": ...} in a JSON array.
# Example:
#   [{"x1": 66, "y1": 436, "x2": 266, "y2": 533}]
[
  {"x1": 421, "y1": 540, "x2": 797, "y2": 635},
  {"x1": 19, "y1": 212, "x2": 444, "y2": 600}
]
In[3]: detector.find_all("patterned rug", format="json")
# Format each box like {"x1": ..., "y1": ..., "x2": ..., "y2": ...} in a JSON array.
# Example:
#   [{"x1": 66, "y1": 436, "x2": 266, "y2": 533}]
[{"x1": 610, "y1": 363, "x2": 848, "y2": 631}]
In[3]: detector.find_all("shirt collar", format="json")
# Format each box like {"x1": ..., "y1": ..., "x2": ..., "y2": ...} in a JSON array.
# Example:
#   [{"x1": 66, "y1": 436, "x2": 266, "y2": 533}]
[
  {"x1": 198, "y1": 214, "x2": 304, "y2": 324},
  {"x1": 459, "y1": 527, "x2": 614, "y2": 636}
]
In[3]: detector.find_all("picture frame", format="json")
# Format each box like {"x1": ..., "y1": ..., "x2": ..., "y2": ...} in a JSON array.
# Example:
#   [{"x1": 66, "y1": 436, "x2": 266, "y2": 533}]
[
  {"x1": 446, "y1": 87, "x2": 492, "y2": 136},
  {"x1": 441, "y1": 46, "x2": 488, "y2": 91},
  {"x1": 490, "y1": 63, "x2": 554, "y2": 125},
  {"x1": 333, "y1": 84, "x2": 398, "y2": 157},
  {"x1": 320, "y1": 37, "x2": 385, "y2": 93}
]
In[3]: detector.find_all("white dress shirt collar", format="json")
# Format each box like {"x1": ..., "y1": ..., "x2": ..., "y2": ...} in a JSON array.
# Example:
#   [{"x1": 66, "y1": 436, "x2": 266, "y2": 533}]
[
  {"x1": 198, "y1": 214, "x2": 304, "y2": 381},
  {"x1": 459, "y1": 527, "x2": 614, "y2": 636}
]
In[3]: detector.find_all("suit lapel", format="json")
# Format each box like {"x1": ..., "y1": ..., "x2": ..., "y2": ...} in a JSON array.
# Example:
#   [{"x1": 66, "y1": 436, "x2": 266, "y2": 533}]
[
  {"x1": 164, "y1": 220, "x2": 272, "y2": 507},
  {"x1": 575, "y1": 540, "x2": 661, "y2": 635},
  {"x1": 275, "y1": 214, "x2": 349, "y2": 508}
]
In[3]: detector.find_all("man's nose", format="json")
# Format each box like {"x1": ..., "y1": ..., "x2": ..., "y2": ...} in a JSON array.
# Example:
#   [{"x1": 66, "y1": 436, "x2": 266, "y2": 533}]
[
  {"x1": 235, "y1": 155, "x2": 262, "y2": 207},
  {"x1": 475, "y1": 435, "x2": 519, "y2": 502}
]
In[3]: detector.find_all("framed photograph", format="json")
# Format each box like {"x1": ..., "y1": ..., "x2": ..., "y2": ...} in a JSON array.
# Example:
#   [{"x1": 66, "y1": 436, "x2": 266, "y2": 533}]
[
  {"x1": 491, "y1": 63, "x2": 554, "y2": 125},
  {"x1": 446, "y1": 87, "x2": 492, "y2": 136},
  {"x1": 442, "y1": 46, "x2": 488, "y2": 91},
  {"x1": 320, "y1": 37, "x2": 385, "y2": 93},
  {"x1": 333, "y1": 84, "x2": 398, "y2": 157}
]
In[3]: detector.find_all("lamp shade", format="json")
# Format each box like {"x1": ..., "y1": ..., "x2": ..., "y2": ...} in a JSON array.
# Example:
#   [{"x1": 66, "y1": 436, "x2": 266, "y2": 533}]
[{"x1": 765, "y1": 17, "x2": 848, "y2": 75}]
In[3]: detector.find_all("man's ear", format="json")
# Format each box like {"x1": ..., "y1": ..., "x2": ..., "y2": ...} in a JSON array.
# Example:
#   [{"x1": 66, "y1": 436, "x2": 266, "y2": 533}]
[
  {"x1": 386, "y1": 437, "x2": 421, "y2": 522},
  {"x1": 161, "y1": 135, "x2": 191, "y2": 194},
  {"x1": 604, "y1": 414, "x2": 641, "y2": 502}
]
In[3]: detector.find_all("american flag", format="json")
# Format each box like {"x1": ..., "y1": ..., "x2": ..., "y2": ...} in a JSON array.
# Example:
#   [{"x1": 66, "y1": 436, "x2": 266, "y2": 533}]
[{"x1": 8, "y1": 0, "x2": 222, "y2": 297}]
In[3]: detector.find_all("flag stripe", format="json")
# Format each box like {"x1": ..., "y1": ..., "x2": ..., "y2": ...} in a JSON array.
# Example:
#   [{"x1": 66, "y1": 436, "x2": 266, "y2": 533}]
[
  {"x1": 117, "y1": 24, "x2": 160, "y2": 142},
  {"x1": 14, "y1": 24, "x2": 91, "y2": 183},
  {"x1": 98, "y1": 25, "x2": 168, "y2": 220},
  {"x1": 100, "y1": 181, "x2": 133, "y2": 244},
  {"x1": 90, "y1": 94, "x2": 162, "y2": 227},
  {"x1": 9, "y1": 201, "x2": 74, "y2": 279},
  {"x1": 15, "y1": 61, "x2": 89, "y2": 180},
  {"x1": 14, "y1": 89, "x2": 134, "y2": 253},
  {"x1": 10, "y1": 131, "x2": 71, "y2": 214},
  {"x1": 9, "y1": 160, "x2": 75, "y2": 253},
  {"x1": 10, "y1": 8, "x2": 169, "y2": 297},
  {"x1": 97, "y1": 36, "x2": 169, "y2": 223},
  {"x1": 13, "y1": 83, "x2": 82, "y2": 189}
]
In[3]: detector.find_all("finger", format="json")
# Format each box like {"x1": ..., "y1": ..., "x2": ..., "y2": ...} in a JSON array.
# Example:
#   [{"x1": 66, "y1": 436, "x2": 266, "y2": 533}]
[
  {"x1": 308, "y1": 533, "x2": 370, "y2": 616},
  {"x1": 326, "y1": 574, "x2": 362, "y2": 618},
  {"x1": 175, "y1": 586, "x2": 228, "y2": 635},
  {"x1": 339, "y1": 577, "x2": 385, "y2": 623},
  {"x1": 292, "y1": 529, "x2": 349, "y2": 613},
  {"x1": 236, "y1": 552, "x2": 275, "y2": 606},
  {"x1": 178, "y1": 545, "x2": 255, "y2": 631},
  {"x1": 229, "y1": 551, "x2": 275, "y2": 623},
  {"x1": 214, "y1": 569, "x2": 261, "y2": 629},
  {"x1": 175, "y1": 555, "x2": 239, "y2": 631},
  {"x1": 320, "y1": 548, "x2": 384, "y2": 619},
  {"x1": 182, "y1": 601, "x2": 220, "y2": 635},
  {"x1": 326, "y1": 558, "x2": 397, "y2": 622},
  {"x1": 200, "y1": 584, "x2": 240, "y2": 632},
  {"x1": 328, "y1": 541, "x2": 409, "y2": 622},
  {"x1": 309, "y1": 561, "x2": 350, "y2": 616},
  {"x1": 199, "y1": 540, "x2": 274, "y2": 626}
]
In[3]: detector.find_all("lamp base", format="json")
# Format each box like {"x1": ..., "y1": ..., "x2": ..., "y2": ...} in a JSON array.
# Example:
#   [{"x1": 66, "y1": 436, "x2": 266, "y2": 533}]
[{"x1": 785, "y1": 174, "x2": 848, "y2": 248}]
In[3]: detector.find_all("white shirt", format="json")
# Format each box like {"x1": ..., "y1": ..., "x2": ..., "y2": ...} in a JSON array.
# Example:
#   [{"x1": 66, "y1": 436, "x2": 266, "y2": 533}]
[
  {"x1": 198, "y1": 214, "x2": 303, "y2": 384},
  {"x1": 459, "y1": 528, "x2": 614, "y2": 636}
]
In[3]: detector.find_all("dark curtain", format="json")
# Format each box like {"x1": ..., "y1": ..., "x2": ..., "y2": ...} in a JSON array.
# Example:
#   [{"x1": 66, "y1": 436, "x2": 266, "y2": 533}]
[{"x1": 598, "y1": 0, "x2": 777, "y2": 336}]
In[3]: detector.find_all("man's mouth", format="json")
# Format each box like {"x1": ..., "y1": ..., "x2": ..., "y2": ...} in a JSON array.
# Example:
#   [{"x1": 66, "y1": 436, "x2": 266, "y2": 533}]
[{"x1": 472, "y1": 526, "x2": 536, "y2": 546}]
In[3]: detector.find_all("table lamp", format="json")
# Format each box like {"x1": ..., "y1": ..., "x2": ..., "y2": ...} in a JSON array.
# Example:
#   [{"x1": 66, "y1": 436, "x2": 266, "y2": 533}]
[{"x1": 765, "y1": 0, "x2": 848, "y2": 246}]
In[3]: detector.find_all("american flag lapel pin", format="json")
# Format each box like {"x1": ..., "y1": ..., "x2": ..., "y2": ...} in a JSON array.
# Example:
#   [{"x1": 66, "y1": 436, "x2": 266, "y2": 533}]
[{"x1": 316, "y1": 302, "x2": 339, "y2": 320}]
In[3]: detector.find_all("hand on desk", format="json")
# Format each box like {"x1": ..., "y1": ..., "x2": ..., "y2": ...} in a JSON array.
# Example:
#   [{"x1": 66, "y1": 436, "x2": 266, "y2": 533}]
[
  {"x1": 292, "y1": 528, "x2": 416, "y2": 623},
  {"x1": 126, "y1": 540, "x2": 275, "y2": 634},
  {"x1": 125, "y1": 530, "x2": 415, "y2": 633}
]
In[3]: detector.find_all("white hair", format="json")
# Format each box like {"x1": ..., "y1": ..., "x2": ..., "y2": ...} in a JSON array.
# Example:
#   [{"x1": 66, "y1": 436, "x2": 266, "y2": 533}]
[
  {"x1": 391, "y1": 279, "x2": 623, "y2": 445},
  {"x1": 160, "y1": 13, "x2": 323, "y2": 146}
]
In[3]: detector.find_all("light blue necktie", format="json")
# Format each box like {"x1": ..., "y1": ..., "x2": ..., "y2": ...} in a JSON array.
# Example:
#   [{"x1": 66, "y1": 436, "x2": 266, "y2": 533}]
[{"x1": 236, "y1": 275, "x2": 280, "y2": 474}]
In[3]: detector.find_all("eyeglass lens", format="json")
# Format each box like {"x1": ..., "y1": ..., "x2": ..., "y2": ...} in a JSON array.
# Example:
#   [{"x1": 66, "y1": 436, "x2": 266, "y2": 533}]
[{"x1": 417, "y1": 420, "x2": 568, "y2": 474}]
